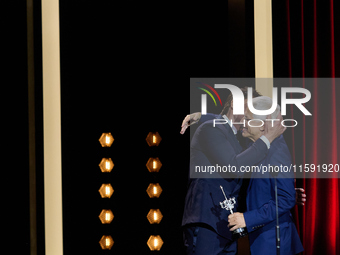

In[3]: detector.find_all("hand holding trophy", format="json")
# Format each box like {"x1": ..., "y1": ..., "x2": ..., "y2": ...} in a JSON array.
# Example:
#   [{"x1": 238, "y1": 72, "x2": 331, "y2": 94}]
[{"x1": 219, "y1": 185, "x2": 248, "y2": 238}]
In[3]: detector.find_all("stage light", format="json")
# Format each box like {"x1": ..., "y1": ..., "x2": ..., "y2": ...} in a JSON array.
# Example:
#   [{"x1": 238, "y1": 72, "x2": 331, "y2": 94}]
[
  {"x1": 146, "y1": 183, "x2": 162, "y2": 198},
  {"x1": 146, "y1": 157, "x2": 162, "y2": 172},
  {"x1": 99, "y1": 158, "x2": 114, "y2": 172},
  {"x1": 99, "y1": 209, "x2": 114, "y2": 224},
  {"x1": 147, "y1": 235, "x2": 163, "y2": 251},
  {"x1": 147, "y1": 209, "x2": 163, "y2": 224},
  {"x1": 99, "y1": 132, "x2": 114, "y2": 147},
  {"x1": 99, "y1": 183, "x2": 114, "y2": 198},
  {"x1": 99, "y1": 235, "x2": 114, "y2": 250},
  {"x1": 146, "y1": 132, "x2": 162, "y2": 146}
]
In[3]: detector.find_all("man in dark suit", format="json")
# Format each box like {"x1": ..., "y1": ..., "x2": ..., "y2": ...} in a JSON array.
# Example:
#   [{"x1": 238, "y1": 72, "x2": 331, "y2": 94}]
[
  {"x1": 181, "y1": 88, "x2": 286, "y2": 254},
  {"x1": 228, "y1": 97, "x2": 303, "y2": 255}
]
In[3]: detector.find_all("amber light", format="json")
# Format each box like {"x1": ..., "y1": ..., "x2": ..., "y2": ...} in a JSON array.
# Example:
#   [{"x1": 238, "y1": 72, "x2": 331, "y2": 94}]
[
  {"x1": 99, "y1": 235, "x2": 114, "y2": 250},
  {"x1": 146, "y1": 132, "x2": 162, "y2": 146},
  {"x1": 147, "y1": 209, "x2": 163, "y2": 224},
  {"x1": 99, "y1": 209, "x2": 114, "y2": 224},
  {"x1": 99, "y1": 132, "x2": 114, "y2": 147},
  {"x1": 146, "y1": 183, "x2": 162, "y2": 198},
  {"x1": 98, "y1": 183, "x2": 114, "y2": 198},
  {"x1": 99, "y1": 158, "x2": 114, "y2": 172},
  {"x1": 146, "y1": 157, "x2": 162, "y2": 172},
  {"x1": 147, "y1": 235, "x2": 164, "y2": 251}
]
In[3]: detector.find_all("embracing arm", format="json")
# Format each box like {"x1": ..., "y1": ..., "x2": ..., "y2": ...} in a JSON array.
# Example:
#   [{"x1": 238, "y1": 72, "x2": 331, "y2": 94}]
[{"x1": 199, "y1": 123, "x2": 269, "y2": 177}]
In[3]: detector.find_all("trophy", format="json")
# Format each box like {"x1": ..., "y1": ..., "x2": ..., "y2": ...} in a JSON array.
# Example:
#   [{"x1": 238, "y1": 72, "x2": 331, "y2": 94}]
[{"x1": 219, "y1": 185, "x2": 248, "y2": 238}]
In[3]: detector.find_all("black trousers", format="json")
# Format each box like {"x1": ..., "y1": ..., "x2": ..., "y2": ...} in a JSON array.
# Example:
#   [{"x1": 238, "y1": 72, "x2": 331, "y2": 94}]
[{"x1": 183, "y1": 224, "x2": 237, "y2": 255}]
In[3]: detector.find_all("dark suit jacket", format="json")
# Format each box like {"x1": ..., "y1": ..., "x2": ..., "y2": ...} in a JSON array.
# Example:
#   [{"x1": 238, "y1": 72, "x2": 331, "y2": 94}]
[
  {"x1": 182, "y1": 115, "x2": 269, "y2": 239},
  {"x1": 243, "y1": 135, "x2": 304, "y2": 255}
]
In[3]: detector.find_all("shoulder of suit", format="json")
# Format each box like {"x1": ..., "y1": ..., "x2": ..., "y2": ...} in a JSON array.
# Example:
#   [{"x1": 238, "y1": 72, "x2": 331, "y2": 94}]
[
  {"x1": 270, "y1": 135, "x2": 288, "y2": 149},
  {"x1": 198, "y1": 119, "x2": 217, "y2": 129},
  {"x1": 267, "y1": 135, "x2": 291, "y2": 161},
  {"x1": 196, "y1": 119, "x2": 230, "y2": 136},
  {"x1": 196, "y1": 119, "x2": 213, "y2": 130}
]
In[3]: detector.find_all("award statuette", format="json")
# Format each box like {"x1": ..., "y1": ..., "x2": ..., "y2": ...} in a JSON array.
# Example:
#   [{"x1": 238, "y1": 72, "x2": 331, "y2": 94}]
[{"x1": 219, "y1": 185, "x2": 248, "y2": 238}]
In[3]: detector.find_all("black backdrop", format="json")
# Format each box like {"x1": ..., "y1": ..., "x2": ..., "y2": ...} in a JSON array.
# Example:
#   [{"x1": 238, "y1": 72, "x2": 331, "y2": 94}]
[{"x1": 59, "y1": 2, "x2": 190, "y2": 254}]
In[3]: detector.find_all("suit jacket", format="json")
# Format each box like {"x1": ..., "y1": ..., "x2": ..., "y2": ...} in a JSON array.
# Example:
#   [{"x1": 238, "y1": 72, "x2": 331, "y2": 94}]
[
  {"x1": 243, "y1": 135, "x2": 304, "y2": 255},
  {"x1": 182, "y1": 115, "x2": 269, "y2": 239}
]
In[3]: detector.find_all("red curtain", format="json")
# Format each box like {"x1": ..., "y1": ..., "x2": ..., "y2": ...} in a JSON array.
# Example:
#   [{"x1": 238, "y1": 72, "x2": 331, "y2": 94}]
[{"x1": 278, "y1": 1, "x2": 340, "y2": 254}]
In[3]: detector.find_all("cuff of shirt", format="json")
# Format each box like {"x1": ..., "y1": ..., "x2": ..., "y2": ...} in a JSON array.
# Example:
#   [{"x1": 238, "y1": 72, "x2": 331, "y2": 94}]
[{"x1": 259, "y1": 135, "x2": 270, "y2": 149}]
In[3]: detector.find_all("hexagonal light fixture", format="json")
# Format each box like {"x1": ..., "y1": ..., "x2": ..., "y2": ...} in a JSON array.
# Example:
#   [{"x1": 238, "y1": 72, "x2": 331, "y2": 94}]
[
  {"x1": 146, "y1": 132, "x2": 162, "y2": 146},
  {"x1": 146, "y1": 157, "x2": 162, "y2": 172},
  {"x1": 98, "y1": 183, "x2": 114, "y2": 198},
  {"x1": 99, "y1": 235, "x2": 114, "y2": 250},
  {"x1": 99, "y1": 158, "x2": 114, "y2": 172},
  {"x1": 147, "y1": 235, "x2": 163, "y2": 251},
  {"x1": 146, "y1": 183, "x2": 162, "y2": 198},
  {"x1": 147, "y1": 209, "x2": 163, "y2": 224},
  {"x1": 99, "y1": 209, "x2": 114, "y2": 224},
  {"x1": 99, "y1": 132, "x2": 114, "y2": 147}
]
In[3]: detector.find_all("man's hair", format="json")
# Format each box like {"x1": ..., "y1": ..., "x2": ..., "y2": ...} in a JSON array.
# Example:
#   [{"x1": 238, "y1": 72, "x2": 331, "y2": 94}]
[
  {"x1": 220, "y1": 87, "x2": 262, "y2": 115},
  {"x1": 251, "y1": 96, "x2": 281, "y2": 120}
]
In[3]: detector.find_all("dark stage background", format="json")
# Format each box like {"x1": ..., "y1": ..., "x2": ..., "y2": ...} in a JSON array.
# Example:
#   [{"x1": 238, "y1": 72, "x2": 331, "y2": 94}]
[
  {"x1": 59, "y1": 2, "x2": 186, "y2": 253},
  {"x1": 4, "y1": 0, "x2": 340, "y2": 254}
]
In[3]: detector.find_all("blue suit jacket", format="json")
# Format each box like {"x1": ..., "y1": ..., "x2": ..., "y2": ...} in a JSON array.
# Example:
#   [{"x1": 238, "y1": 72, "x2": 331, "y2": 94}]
[
  {"x1": 182, "y1": 115, "x2": 269, "y2": 239},
  {"x1": 243, "y1": 135, "x2": 304, "y2": 255}
]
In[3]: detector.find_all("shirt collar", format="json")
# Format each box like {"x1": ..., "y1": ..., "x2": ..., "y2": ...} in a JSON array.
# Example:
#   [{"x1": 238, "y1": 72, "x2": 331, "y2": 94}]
[{"x1": 222, "y1": 114, "x2": 238, "y2": 135}]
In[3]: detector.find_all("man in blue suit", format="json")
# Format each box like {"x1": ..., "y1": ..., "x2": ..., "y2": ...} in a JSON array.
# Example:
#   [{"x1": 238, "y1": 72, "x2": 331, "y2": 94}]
[
  {"x1": 182, "y1": 88, "x2": 287, "y2": 254},
  {"x1": 228, "y1": 96, "x2": 304, "y2": 255}
]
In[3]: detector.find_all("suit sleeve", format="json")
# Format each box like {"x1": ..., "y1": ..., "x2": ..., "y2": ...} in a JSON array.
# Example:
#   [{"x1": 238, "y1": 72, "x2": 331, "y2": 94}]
[
  {"x1": 199, "y1": 123, "x2": 269, "y2": 178},
  {"x1": 243, "y1": 151, "x2": 296, "y2": 232},
  {"x1": 198, "y1": 113, "x2": 218, "y2": 124}
]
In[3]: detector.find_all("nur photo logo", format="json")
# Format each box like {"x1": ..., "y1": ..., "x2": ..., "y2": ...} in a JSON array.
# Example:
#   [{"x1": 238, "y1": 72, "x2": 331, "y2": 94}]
[
  {"x1": 197, "y1": 82, "x2": 223, "y2": 114},
  {"x1": 194, "y1": 80, "x2": 312, "y2": 128}
]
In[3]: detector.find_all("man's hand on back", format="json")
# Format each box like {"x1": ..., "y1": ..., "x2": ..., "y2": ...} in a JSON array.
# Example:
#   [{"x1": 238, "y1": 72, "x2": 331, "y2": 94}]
[{"x1": 180, "y1": 112, "x2": 201, "y2": 134}]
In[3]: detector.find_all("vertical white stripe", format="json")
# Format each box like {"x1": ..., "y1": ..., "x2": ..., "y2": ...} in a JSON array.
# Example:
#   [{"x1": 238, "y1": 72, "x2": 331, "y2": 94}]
[
  {"x1": 201, "y1": 94, "x2": 207, "y2": 115},
  {"x1": 254, "y1": 0, "x2": 273, "y2": 97},
  {"x1": 41, "y1": 0, "x2": 63, "y2": 254}
]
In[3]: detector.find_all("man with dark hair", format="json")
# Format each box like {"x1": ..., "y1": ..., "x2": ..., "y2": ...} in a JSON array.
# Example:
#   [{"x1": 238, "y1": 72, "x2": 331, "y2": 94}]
[{"x1": 220, "y1": 87, "x2": 262, "y2": 116}]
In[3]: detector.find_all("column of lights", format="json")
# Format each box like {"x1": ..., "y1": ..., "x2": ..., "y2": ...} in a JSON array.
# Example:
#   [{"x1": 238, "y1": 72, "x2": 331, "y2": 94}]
[
  {"x1": 146, "y1": 132, "x2": 164, "y2": 251},
  {"x1": 98, "y1": 132, "x2": 114, "y2": 250}
]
